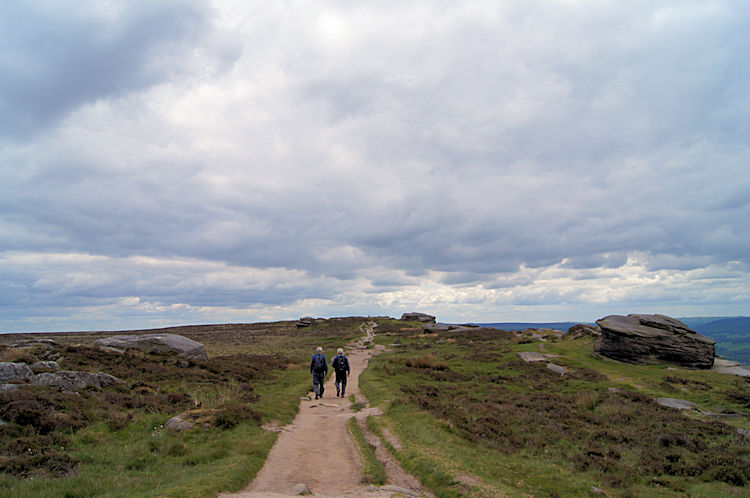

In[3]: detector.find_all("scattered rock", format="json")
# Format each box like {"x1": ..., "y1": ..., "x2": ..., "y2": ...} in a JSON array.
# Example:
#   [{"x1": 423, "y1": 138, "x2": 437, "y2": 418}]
[
  {"x1": 1, "y1": 384, "x2": 19, "y2": 391},
  {"x1": 401, "y1": 312, "x2": 436, "y2": 324},
  {"x1": 517, "y1": 352, "x2": 560, "y2": 363},
  {"x1": 0, "y1": 362, "x2": 34, "y2": 382},
  {"x1": 296, "y1": 317, "x2": 315, "y2": 328},
  {"x1": 422, "y1": 323, "x2": 476, "y2": 333},
  {"x1": 12, "y1": 339, "x2": 56, "y2": 349},
  {"x1": 595, "y1": 314, "x2": 715, "y2": 368},
  {"x1": 94, "y1": 334, "x2": 208, "y2": 360},
  {"x1": 547, "y1": 363, "x2": 568, "y2": 375},
  {"x1": 738, "y1": 428, "x2": 750, "y2": 438},
  {"x1": 165, "y1": 414, "x2": 195, "y2": 432},
  {"x1": 712, "y1": 358, "x2": 750, "y2": 377},
  {"x1": 656, "y1": 398, "x2": 699, "y2": 411},
  {"x1": 591, "y1": 485, "x2": 607, "y2": 495},
  {"x1": 30, "y1": 361, "x2": 60, "y2": 373},
  {"x1": 517, "y1": 352, "x2": 548, "y2": 363},
  {"x1": 29, "y1": 371, "x2": 122, "y2": 391}
]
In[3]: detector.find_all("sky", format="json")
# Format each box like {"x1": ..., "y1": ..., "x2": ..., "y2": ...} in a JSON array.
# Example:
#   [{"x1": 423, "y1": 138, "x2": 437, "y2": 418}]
[{"x1": 1, "y1": 0, "x2": 749, "y2": 333}]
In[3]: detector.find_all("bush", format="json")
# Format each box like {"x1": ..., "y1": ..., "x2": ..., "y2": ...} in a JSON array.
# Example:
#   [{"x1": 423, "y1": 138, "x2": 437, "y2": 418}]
[
  {"x1": 405, "y1": 354, "x2": 448, "y2": 370},
  {"x1": 214, "y1": 402, "x2": 261, "y2": 429},
  {"x1": 0, "y1": 393, "x2": 58, "y2": 434}
]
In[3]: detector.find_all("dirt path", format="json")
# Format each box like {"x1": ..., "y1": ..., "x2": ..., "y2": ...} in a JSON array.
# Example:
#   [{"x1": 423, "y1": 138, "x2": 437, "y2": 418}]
[{"x1": 219, "y1": 322, "x2": 427, "y2": 497}]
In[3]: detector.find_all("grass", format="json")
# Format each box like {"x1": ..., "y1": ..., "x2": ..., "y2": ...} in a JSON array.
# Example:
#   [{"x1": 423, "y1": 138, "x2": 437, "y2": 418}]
[
  {"x1": 0, "y1": 317, "x2": 369, "y2": 497},
  {"x1": 350, "y1": 401, "x2": 367, "y2": 412},
  {"x1": 4, "y1": 316, "x2": 749, "y2": 496},
  {"x1": 358, "y1": 319, "x2": 750, "y2": 496},
  {"x1": 347, "y1": 417, "x2": 386, "y2": 485}
]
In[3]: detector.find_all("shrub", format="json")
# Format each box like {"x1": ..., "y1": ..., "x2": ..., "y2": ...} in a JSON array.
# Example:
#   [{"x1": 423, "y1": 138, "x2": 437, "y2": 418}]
[
  {"x1": 573, "y1": 391, "x2": 599, "y2": 410},
  {"x1": 214, "y1": 401, "x2": 261, "y2": 429},
  {"x1": 0, "y1": 394, "x2": 58, "y2": 434},
  {"x1": 405, "y1": 354, "x2": 448, "y2": 370}
]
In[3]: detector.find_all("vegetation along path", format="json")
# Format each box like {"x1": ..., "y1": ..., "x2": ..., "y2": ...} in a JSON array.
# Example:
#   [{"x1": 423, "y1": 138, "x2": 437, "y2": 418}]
[{"x1": 220, "y1": 322, "x2": 428, "y2": 497}]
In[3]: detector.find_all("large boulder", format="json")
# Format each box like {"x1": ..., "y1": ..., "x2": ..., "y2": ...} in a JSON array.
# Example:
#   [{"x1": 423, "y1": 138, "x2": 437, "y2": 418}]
[
  {"x1": 401, "y1": 312, "x2": 436, "y2": 324},
  {"x1": 594, "y1": 314, "x2": 715, "y2": 368},
  {"x1": 0, "y1": 362, "x2": 34, "y2": 382},
  {"x1": 94, "y1": 334, "x2": 208, "y2": 360}
]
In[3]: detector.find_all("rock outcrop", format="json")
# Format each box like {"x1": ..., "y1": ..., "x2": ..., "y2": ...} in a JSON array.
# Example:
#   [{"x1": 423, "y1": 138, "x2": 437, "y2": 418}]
[
  {"x1": 594, "y1": 314, "x2": 715, "y2": 368},
  {"x1": 566, "y1": 323, "x2": 601, "y2": 339},
  {"x1": 29, "y1": 371, "x2": 122, "y2": 391},
  {"x1": 401, "y1": 312, "x2": 436, "y2": 323},
  {"x1": 94, "y1": 334, "x2": 208, "y2": 360},
  {"x1": 0, "y1": 362, "x2": 34, "y2": 382},
  {"x1": 296, "y1": 317, "x2": 315, "y2": 328},
  {"x1": 422, "y1": 323, "x2": 477, "y2": 333},
  {"x1": 30, "y1": 361, "x2": 60, "y2": 373}
]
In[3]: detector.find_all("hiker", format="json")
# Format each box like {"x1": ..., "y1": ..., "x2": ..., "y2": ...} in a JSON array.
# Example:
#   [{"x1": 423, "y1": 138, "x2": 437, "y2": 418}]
[
  {"x1": 310, "y1": 346, "x2": 328, "y2": 399},
  {"x1": 331, "y1": 348, "x2": 351, "y2": 397}
]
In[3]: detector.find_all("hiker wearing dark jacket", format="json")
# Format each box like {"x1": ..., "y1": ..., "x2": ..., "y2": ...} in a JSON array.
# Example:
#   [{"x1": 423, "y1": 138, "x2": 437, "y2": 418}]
[
  {"x1": 331, "y1": 348, "x2": 350, "y2": 397},
  {"x1": 310, "y1": 346, "x2": 328, "y2": 399}
]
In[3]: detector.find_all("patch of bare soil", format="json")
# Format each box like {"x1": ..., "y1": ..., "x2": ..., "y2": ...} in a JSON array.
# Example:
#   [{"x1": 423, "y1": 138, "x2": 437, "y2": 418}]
[{"x1": 219, "y1": 323, "x2": 429, "y2": 497}]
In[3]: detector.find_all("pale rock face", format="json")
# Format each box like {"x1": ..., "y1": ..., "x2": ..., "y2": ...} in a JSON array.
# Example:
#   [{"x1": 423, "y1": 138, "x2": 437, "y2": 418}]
[
  {"x1": 594, "y1": 314, "x2": 715, "y2": 369},
  {"x1": 29, "y1": 371, "x2": 122, "y2": 391},
  {"x1": 0, "y1": 362, "x2": 33, "y2": 382},
  {"x1": 30, "y1": 361, "x2": 60, "y2": 373},
  {"x1": 94, "y1": 334, "x2": 208, "y2": 360}
]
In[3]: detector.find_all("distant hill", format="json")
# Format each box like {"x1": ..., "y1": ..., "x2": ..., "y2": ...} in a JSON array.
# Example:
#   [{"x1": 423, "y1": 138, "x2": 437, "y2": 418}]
[
  {"x1": 685, "y1": 316, "x2": 750, "y2": 366},
  {"x1": 475, "y1": 322, "x2": 587, "y2": 332}
]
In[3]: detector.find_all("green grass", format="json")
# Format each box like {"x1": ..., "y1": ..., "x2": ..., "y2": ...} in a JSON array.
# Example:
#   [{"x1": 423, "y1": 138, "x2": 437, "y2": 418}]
[
  {"x1": 350, "y1": 401, "x2": 367, "y2": 412},
  {"x1": 0, "y1": 317, "x2": 371, "y2": 497},
  {"x1": 347, "y1": 417, "x2": 386, "y2": 485},
  {"x1": 359, "y1": 321, "x2": 750, "y2": 496}
]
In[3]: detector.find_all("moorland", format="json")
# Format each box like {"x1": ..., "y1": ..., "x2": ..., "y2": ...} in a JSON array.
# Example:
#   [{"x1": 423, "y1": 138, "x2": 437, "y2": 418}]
[{"x1": 1, "y1": 317, "x2": 749, "y2": 497}]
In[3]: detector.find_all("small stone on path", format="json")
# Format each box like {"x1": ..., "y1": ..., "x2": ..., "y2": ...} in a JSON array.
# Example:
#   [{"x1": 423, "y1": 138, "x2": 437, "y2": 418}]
[{"x1": 290, "y1": 483, "x2": 310, "y2": 495}]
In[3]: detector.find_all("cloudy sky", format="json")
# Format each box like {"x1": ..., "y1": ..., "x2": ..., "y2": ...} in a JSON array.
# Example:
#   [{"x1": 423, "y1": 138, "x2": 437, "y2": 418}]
[{"x1": 1, "y1": 1, "x2": 749, "y2": 332}]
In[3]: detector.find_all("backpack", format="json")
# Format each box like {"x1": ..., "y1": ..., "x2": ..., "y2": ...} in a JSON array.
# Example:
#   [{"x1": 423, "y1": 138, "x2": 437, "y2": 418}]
[
  {"x1": 334, "y1": 355, "x2": 347, "y2": 371},
  {"x1": 312, "y1": 353, "x2": 326, "y2": 372}
]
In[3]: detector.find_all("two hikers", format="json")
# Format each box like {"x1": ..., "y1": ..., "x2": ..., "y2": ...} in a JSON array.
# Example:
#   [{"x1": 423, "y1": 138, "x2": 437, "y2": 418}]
[{"x1": 310, "y1": 347, "x2": 351, "y2": 399}]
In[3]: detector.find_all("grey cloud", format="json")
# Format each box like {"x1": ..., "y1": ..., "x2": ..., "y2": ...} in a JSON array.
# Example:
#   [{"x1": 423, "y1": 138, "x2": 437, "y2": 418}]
[
  {"x1": 0, "y1": 1, "x2": 226, "y2": 140},
  {"x1": 2, "y1": 1, "x2": 750, "y2": 331}
]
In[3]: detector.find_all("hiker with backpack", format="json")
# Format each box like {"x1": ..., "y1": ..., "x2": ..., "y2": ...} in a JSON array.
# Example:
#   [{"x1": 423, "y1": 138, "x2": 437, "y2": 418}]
[
  {"x1": 331, "y1": 348, "x2": 351, "y2": 397},
  {"x1": 310, "y1": 346, "x2": 328, "y2": 399}
]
